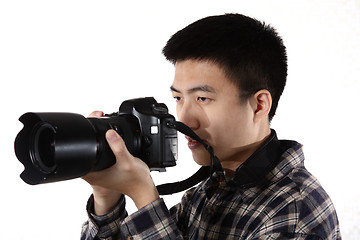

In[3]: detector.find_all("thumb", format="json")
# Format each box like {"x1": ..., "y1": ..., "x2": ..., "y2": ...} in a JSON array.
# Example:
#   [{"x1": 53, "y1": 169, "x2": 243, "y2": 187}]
[{"x1": 105, "y1": 129, "x2": 129, "y2": 158}]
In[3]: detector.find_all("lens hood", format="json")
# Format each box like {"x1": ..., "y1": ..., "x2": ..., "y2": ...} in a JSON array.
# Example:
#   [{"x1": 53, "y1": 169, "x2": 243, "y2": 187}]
[{"x1": 15, "y1": 112, "x2": 99, "y2": 185}]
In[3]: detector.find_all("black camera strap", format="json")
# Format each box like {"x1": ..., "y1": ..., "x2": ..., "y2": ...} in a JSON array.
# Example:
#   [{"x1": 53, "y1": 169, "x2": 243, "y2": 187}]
[{"x1": 156, "y1": 121, "x2": 224, "y2": 195}]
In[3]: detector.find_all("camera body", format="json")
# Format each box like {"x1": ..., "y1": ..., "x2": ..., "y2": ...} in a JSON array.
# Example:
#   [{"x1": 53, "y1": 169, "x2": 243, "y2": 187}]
[{"x1": 15, "y1": 97, "x2": 178, "y2": 185}]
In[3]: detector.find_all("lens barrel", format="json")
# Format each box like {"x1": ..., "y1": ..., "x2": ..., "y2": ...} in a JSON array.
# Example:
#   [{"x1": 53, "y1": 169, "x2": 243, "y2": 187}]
[{"x1": 15, "y1": 112, "x2": 140, "y2": 185}]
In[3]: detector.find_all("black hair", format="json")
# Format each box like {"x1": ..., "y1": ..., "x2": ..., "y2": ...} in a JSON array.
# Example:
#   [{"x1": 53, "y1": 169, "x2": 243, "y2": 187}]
[{"x1": 162, "y1": 13, "x2": 287, "y2": 121}]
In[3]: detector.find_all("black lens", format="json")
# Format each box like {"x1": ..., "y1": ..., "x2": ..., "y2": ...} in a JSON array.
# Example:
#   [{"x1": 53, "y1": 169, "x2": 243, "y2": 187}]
[
  {"x1": 16, "y1": 112, "x2": 101, "y2": 185},
  {"x1": 31, "y1": 123, "x2": 57, "y2": 174}
]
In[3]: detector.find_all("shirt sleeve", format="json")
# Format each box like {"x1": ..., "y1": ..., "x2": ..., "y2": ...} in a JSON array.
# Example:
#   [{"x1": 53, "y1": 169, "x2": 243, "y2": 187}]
[
  {"x1": 120, "y1": 198, "x2": 183, "y2": 239},
  {"x1": 81, "y1": 194, "x2": 128, "y2": 240},
  {"x1": 81, "y1": 195, "x2": 183, "y2": 240}
]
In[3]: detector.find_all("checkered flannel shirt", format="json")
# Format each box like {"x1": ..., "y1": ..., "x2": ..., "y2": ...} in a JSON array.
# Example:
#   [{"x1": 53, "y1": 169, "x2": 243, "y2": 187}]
[{"x1": 81, "y1": 138, "x2": 341, "y2": 240}]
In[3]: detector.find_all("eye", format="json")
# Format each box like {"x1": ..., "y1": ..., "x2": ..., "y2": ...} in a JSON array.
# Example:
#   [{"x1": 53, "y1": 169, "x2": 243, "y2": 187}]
[
  {"x1": 173, "y1": 96, "x2": 182, "y2": 102},
  {"x1": 197, "y1": 97, "x2": 211, "y2": 103}
]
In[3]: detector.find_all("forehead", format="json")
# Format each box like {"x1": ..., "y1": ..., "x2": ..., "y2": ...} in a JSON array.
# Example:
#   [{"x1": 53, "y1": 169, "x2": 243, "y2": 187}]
[{"x1": 172, "y1": 59, "x2": 234, "y2": 92}]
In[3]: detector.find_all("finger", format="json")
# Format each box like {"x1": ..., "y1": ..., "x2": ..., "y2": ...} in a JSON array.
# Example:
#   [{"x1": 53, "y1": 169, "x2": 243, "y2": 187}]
[
  {"x1": 88, "y1": 111, "x2": 103, "y2": 118},
  {"x1": 105, "y1": 129, "x2": 131, "y2": 159}
]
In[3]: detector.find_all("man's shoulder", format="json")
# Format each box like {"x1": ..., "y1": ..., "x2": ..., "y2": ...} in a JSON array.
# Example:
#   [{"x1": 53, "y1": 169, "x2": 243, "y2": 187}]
[
  {"x1": 266, "y1": 158, "x2": 341, "y2": 238},
  {"x1": 271, "y1": 143, "x2": 334, "y2": 211},
  {"x1": 278, "y1": 165, "x2": 332, "y2": 210}
]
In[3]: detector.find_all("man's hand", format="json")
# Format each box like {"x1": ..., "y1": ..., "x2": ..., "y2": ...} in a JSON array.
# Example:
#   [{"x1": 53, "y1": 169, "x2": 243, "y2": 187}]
[{"x1": 83, "y1": 111, "x2": 159, "y2": 215}]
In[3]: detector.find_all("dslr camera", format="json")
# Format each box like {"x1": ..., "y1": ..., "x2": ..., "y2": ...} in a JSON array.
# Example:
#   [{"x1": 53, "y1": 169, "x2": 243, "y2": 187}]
[{"x1": 15, "y1": 97, "x2": 178, "y2": 185}]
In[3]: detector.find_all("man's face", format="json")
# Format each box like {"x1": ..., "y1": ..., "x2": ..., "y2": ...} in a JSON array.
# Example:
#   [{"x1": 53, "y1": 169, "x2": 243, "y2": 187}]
[{"x1": 171, "y1": 59, "x2": 258, "y2": 169}]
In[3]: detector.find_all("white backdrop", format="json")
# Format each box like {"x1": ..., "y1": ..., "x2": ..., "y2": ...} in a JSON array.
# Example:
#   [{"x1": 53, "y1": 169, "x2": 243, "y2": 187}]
[{"x1": 1, "y1": 0, "x2": 359, "y2": 239}]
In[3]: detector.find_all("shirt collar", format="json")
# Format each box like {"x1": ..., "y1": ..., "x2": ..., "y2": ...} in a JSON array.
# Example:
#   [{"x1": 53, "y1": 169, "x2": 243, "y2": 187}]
[
  {"x1": 202, "y1": 129, "x2": 299, "y2": 199},
  {"x1": 229, "y1": 129, "x2": 285, "y2": 189}
]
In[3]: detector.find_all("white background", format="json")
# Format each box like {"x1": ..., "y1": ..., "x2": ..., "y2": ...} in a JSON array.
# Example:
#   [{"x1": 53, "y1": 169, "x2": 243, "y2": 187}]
[{"x1": 1, "y1": 0, "x2": 359, "y2": 239}]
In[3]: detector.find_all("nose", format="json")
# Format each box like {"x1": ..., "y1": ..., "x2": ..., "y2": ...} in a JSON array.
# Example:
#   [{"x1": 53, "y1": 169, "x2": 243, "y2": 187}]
[{"x1": 177, "y1": 101, "x2": 200, "y2": 130}]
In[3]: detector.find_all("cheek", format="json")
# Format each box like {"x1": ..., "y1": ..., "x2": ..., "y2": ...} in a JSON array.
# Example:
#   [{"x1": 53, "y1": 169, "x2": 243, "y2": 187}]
[{"x1": 209, "y1": 109, "x2": 252, "y2": 147}]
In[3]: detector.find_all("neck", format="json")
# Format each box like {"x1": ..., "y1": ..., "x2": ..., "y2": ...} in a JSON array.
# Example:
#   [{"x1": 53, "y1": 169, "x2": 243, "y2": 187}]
[{"x1": 221, "y1": 127, "x2": 271, "y2": 178}]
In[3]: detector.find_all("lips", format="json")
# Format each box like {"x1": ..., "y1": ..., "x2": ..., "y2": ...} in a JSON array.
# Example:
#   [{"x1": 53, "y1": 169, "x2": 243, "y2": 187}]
[{"x1": 186, "y1": 136, "x2": 204, "y2": 150}]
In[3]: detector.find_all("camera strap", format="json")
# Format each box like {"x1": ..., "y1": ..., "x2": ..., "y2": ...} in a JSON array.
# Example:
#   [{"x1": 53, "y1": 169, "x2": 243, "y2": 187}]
[{"x1": 156, "y1": 121, "x2": 224, "y2": 195}]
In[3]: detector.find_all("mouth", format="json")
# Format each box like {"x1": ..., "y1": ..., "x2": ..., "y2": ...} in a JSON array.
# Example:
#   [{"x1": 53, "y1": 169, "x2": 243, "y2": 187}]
[{"x1": 186, "y1": 136, "x2": 205, "y2": 150}]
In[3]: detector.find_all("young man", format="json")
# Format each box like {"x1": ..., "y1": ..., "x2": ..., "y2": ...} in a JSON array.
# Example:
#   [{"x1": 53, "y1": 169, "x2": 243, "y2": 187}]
[{"x1": 81, "y1": 14, "x2": 341, "y2": 239}]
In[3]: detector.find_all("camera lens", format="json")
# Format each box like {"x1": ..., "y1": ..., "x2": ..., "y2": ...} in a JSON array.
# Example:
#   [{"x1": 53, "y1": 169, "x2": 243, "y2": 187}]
[{"x1": 30, "y1": 123, "x2": 57, "y2": 174}]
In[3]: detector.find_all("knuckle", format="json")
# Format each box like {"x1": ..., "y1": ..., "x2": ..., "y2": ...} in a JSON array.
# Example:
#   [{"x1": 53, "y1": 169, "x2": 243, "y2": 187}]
[{"x1": 88, "y1": 111, "x2": 103, "y2": 118}]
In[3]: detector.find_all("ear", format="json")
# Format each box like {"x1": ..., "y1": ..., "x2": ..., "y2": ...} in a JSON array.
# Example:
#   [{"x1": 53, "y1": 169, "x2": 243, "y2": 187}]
[{"x1": 251, "y1": 89, "x2": 272, "y2": 123}]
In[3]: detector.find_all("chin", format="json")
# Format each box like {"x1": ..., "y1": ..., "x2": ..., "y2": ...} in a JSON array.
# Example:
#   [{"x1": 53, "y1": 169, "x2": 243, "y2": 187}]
[{"x1": 192, "y1": 151, "x2": 211, "y2": 166}]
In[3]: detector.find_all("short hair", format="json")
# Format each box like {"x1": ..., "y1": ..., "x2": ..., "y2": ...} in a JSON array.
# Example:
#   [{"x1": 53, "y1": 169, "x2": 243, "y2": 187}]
[{"x1": 162, "y1": 13, "x2": 287, "y2": 121}]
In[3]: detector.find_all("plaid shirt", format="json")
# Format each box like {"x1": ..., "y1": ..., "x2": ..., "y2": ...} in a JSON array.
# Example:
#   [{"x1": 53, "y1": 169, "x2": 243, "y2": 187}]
[{"x1": 81, "y1": 133, "x2": 341, "y2": 240}]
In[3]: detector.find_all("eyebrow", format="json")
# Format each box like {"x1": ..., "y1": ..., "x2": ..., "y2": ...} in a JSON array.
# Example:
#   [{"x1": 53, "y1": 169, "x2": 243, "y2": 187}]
[{"x1": 170, "y1": 85, "x2": 215, "y2": 94}]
